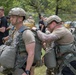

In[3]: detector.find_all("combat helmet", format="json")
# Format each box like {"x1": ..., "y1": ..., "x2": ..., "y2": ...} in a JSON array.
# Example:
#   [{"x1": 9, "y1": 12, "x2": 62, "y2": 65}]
[
  {"x1": 64, "y1": 24, "x2": 70, "y2": 29},
  {"x1": 64, "y1": 21, "x2": 71, "y2": 29},
  {"x1": 23, "y1": 15, "x2": 35, "y2": 29},
  {"x1": 45, "y1": 15, "x2": 62, "y2": 27},
  {"x1": 8, "y1": 7, "x2": 26, "y2": 20},
  {"x1": 0, "y1": 6, "x2": 4, "y2": 10}
]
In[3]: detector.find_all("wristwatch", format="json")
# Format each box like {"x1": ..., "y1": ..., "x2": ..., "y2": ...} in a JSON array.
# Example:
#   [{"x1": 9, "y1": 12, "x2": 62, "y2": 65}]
[
  {"x1": 25, "y1": 70, "x2": 30, "y2": 75},
  {"x1": 36, "y1": 29, "x2": 39, "y2": 31}
]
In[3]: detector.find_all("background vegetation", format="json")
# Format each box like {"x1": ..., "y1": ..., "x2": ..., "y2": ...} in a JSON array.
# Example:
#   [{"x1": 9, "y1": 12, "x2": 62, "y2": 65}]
[{"x1": 0, "y1": 0, "x2": 76, "y2": 21}]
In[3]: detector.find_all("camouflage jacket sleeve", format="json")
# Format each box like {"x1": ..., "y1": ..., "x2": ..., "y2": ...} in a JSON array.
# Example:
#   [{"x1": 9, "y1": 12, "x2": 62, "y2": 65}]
[{"x1": 37, "y1": 30, "x2": 60, "y2": 43}]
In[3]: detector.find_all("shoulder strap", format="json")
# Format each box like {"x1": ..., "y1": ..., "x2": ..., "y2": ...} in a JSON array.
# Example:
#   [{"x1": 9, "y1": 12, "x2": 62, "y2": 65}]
[
  {"x1": 18, "y1": 25, "x2": 29, "y2": 33},
  {"x1": 31, "y1": 30, "x2": 42, "y2": 43},
  {"x1": 18, "y1": 26, "x2": 42, "y2": 44}
]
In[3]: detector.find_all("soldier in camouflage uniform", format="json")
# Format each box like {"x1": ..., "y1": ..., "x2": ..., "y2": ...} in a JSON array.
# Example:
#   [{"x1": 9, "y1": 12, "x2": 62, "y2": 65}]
[
  {"x1": 32, "y1": 15, "x2": 76, "y2": 75},
  {"x1": 6, "y1": 7, "x2": 35, "y2": 75}
]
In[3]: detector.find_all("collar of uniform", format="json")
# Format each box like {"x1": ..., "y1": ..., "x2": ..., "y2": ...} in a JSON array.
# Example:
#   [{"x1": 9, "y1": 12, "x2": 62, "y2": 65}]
[{"x1": 18, "y1": 25, "x2": 26, "y2": 33}]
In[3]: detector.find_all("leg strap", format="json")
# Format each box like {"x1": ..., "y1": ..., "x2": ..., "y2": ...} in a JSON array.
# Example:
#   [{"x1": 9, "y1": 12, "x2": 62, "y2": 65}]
[{"x1": 64, "y1": 59, "x2": 76, "y2": 75}]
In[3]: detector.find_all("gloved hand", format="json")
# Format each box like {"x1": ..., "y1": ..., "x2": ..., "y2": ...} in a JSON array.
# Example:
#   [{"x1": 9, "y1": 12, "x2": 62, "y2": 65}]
[
  {"x1": 32, "y1": 27, "x2": 37, "y2": 31},
  {"x1": 32, "y1": 27, "x2": 40, "y2": 32}
]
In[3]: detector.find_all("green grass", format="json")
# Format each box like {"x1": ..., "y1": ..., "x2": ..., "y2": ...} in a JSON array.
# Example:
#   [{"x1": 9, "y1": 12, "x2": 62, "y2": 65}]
[
  {"x1": 35, "y1": 49, "x2": 46, "y2": 75},
  {"x1": 35, "y1": 65, "x2": 46, "y2": 75},
  {"x1": 0, "y1": 73, "x2": 3, "y2": 75},
  {"x1": 0, "y1": 65, "x2": 46, "y2": 75}
]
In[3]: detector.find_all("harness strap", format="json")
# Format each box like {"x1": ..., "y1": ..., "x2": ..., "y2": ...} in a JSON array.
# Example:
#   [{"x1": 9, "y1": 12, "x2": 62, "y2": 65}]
[{"x1": 64, "y1": 59, "x2": 76, "y2": 75}]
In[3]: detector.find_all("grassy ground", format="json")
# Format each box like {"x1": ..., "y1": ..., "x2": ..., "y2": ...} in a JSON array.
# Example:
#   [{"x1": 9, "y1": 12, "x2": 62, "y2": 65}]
[
  {"x1": 35, "y1": 49, "x2": 46, "y2": 75},
  {"x1": 0, "y1": 65, "x2": 46, "y2": 75},
  {"x1": 0, "y1": 73, "x2": 3, "y2": 75},
  {"x1": 35, "y1": 65, "x2": 46, "y2": 75}
]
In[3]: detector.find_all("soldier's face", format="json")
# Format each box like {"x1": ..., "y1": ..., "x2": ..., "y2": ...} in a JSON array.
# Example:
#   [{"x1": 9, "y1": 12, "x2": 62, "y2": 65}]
[
  {"x1": 10, "y1": 15, "x2": 23, "y2": 26},
  {"x1": 0, "y1": 10, "x2": 4, "y2": 17},
  {"x1": 47, "y1": 22, "x2": 56, "y2": 32},
  {"x1": 10, "y1": 15, "x2": 18, "y2": 26}
]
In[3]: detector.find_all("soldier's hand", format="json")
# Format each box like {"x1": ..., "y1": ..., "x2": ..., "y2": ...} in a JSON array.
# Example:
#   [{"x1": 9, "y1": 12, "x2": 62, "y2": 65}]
[
  {"x1": 32, "y1": 27, "x2": 40, "y2": 32},
  {"x1": 32, "y1": 27, "x2": 37, "y2": 31}
]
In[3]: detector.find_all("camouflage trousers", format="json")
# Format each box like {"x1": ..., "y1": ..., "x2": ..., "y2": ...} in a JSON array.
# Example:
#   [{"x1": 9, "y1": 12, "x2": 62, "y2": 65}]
[{"x1": 46, "y1": 61, "x2": 76, "y2": 75}]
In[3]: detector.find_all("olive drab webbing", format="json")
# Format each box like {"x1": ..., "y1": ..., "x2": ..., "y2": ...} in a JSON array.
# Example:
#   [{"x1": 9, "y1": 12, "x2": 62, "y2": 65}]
[
  {"x1": 63, "y1": 57, "x2": 76, "y2": 75},
  {"x1": 54, "y1": 43, "x2": 76, "y2": 75}
]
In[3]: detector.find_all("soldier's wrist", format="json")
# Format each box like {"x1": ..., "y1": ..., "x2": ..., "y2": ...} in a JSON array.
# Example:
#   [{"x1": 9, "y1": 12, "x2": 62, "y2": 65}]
[{"x1": 25, "y1": 70, "x2": 30, "y2": 75}]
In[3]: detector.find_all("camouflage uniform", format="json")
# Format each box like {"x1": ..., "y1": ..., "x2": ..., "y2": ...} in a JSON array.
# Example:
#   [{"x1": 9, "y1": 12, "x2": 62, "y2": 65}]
[
  {"x1": 35, "y1": 15, "x2": 76, "y2": 75},
  {"x1": 6, "y1": 7, "x2": 35, "y2": 75}
]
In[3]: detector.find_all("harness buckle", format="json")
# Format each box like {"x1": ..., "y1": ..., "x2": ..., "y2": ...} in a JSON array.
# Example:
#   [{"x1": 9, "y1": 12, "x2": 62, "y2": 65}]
[{"x1": 65, "y1": 53, "x2": 74, "y2": 60}]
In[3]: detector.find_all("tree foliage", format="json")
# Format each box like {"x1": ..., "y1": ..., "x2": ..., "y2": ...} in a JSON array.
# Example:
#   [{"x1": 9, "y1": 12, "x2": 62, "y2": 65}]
[{"x1": 0, "y1": 0, "x2": 76, "y2": 20}]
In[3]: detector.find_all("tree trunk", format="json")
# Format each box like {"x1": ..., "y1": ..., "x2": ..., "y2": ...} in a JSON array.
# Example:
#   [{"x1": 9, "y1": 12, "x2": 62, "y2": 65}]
[{"x1": 55, "y1": 0, "x2": 59, "y2": 15}]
